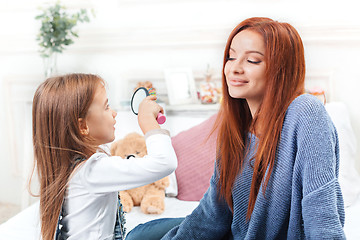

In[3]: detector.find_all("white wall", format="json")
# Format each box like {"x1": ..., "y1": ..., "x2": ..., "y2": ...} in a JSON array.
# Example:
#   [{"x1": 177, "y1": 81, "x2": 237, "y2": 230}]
[{"x1": 1, "y1": 0, "x2": 360, "y2": 206}]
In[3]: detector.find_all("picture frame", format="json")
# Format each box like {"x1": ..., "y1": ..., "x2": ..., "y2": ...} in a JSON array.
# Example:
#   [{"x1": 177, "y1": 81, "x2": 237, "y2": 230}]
[
  {"x1": 164, "y1": 68, "x2": 198, "y2": 105},
  {"x1": 305, "y1": 71, "x2": 333, "y2": 103}
]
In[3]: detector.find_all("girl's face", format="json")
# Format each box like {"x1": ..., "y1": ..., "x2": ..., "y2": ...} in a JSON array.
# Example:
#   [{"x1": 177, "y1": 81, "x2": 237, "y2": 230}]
[
  {"x1": 84, "y1": 84, "x2": 117, "y2": 146},
  {"x1": 224, "y1": 29, "x2": 267, "y2": 112}
]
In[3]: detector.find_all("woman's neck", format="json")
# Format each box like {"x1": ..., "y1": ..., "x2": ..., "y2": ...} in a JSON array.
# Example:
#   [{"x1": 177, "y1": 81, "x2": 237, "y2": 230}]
[{"x1": 246, "y1": 98, "x2": 262, "y2": 118}]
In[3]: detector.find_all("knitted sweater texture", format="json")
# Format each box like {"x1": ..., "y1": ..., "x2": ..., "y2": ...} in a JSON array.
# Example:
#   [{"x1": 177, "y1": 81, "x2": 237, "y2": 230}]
[{"x1": 162, "y1": 94, "x2": 345, "y2": 240}]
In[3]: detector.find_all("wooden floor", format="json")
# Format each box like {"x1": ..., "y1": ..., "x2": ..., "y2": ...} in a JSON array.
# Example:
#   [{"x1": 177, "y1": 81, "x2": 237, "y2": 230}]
[{"x1": 0, "y1": 202, "x2": 20, "y2": 224}]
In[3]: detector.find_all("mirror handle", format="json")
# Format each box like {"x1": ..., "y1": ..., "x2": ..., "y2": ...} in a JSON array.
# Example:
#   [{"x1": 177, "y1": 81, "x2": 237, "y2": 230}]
[{"x1": 157, "y1": 112, "x2": 166, "y2": 124}]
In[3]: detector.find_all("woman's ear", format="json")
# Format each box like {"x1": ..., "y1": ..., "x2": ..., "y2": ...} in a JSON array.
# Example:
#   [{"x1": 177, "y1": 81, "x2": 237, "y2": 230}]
[{"x1": 78, "y1": 118, "x2": 89, "y2": 136}]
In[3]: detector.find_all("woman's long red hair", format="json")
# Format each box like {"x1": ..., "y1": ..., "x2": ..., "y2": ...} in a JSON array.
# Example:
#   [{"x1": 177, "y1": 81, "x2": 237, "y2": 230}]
[{"x1": 214, "y1": 17, "x2": 305, "y2": 219}]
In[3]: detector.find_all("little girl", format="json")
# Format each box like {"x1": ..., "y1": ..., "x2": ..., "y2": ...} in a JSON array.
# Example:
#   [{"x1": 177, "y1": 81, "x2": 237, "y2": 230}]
[{"x1": 31, "y1": 73, "x2": 177, "y2": 240}]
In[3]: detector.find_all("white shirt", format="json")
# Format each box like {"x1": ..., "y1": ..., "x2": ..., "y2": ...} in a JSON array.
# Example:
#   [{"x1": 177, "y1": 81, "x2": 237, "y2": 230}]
[{"x1": 61, "y1": 132, "x2": 177, "y2": 239}]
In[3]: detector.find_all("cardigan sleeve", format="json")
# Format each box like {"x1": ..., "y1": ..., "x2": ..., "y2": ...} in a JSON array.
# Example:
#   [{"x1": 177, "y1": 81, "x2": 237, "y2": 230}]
[
  {"x1": 161, "y1": 166, "x2": 233, "y2": 240},
  {"x1": 294, "y1": 97, "x2": 345, "y2": 239}
]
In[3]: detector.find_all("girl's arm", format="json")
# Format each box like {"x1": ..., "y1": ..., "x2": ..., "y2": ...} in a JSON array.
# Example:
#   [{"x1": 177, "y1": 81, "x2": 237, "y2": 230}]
[
  {"x1": 161, "y1": 166, "x2": 233, "y2": 240},
  {"x1": 79, "y1": 131, "x2": 177, "y2": 193}
]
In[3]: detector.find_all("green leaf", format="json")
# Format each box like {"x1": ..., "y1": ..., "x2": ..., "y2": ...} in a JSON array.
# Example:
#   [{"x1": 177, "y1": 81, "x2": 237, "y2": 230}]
[
  {"x1": 64, "y1": 39, "x2": 73, "y2": 45},
  {"x1": 35, "y1": 14, "x2": 45, "y2": 20}
]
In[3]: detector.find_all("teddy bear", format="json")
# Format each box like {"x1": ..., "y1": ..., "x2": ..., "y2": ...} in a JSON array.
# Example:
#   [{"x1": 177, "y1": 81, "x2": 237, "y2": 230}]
[{"x1": 110, "y1": 132, "x2": 170, "y2": 214}]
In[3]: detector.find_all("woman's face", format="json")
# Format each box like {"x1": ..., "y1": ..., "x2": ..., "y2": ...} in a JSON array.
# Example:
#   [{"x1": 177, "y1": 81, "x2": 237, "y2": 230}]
[
  {"x1": 84, "y1": 84, "x2": 117, "y2": 145},
  {"x1": 224, "y1": 29, "x2": 267, "y2": 110}
]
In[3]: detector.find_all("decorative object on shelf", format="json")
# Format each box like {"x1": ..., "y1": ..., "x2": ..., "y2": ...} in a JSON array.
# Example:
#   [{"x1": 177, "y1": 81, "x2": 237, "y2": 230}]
[
  {"x1": 164, "y1": 68, "x2": 197, "y2": 105},
  {"x1": 199, "y1": 64, "x2": 219, "y2": 104},
  {"x1": 307, "y1": 87, "x2": 326, "y2": 104},
  {"x1": 35, "y1": 2, "x2": 91, "y2": 77},
  {"x1": 134, "y1": 81, "x2": 156, "y2": 92}
]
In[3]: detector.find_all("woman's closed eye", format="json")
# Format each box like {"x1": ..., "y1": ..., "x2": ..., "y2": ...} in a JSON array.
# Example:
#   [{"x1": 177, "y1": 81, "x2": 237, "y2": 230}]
[
  {"x1": 226, "y1": 56, "x2": 261, "y2": 64},
  {"x1": 247, "y1": 59, "x2": 261, "y2": 64},
  {"x1": 226, "y1": 57, "x2": 236, "y2": 61}
]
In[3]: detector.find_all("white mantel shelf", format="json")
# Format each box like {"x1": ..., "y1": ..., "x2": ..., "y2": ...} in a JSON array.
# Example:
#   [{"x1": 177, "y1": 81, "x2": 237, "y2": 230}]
[{"x1": 165, "y1": 103, "x2": 220, "y2": 112}]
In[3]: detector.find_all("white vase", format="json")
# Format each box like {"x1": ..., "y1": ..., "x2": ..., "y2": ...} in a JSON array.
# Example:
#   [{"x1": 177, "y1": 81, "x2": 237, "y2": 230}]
[{"x1": 43, "y1": 52, "x2": 58, "y2": 78}]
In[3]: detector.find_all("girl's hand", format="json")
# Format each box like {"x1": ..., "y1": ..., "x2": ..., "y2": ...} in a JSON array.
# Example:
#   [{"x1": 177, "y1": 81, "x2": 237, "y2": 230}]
[{"x1": 137, "y1": 95, "x2": 163, "y2": 134}]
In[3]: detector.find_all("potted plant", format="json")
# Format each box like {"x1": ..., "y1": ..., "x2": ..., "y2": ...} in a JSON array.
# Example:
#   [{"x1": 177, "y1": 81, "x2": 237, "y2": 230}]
[{"x1": 35, "y1": 2, "x2": 91, "y2": 77}]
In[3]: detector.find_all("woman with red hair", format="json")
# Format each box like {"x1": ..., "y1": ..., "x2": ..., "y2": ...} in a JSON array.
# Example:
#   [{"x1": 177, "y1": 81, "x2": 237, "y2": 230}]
[{"x1": 127, "y1": 17, "x2": 345, "y2": 240}]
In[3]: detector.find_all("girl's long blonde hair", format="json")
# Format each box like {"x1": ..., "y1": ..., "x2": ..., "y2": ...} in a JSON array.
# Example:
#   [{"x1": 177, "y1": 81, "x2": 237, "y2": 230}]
[
  {"x1": 214, "y1": 17, "x2": 305, "y2": 219},
  {"x1": 30, "y1": 73, "x2": 104, "y2": 240}
]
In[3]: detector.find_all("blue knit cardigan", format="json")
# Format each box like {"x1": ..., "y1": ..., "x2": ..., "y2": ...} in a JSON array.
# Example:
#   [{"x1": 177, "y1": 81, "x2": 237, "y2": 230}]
[{"x1": 162, "y1": 94, "x2": 345, "y2": 240}]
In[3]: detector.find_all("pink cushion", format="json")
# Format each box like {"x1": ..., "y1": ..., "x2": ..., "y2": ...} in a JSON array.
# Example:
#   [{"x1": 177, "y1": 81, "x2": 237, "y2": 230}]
[{"x1": 171, "y1": 114, "x2": 218, "y2": 201}]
